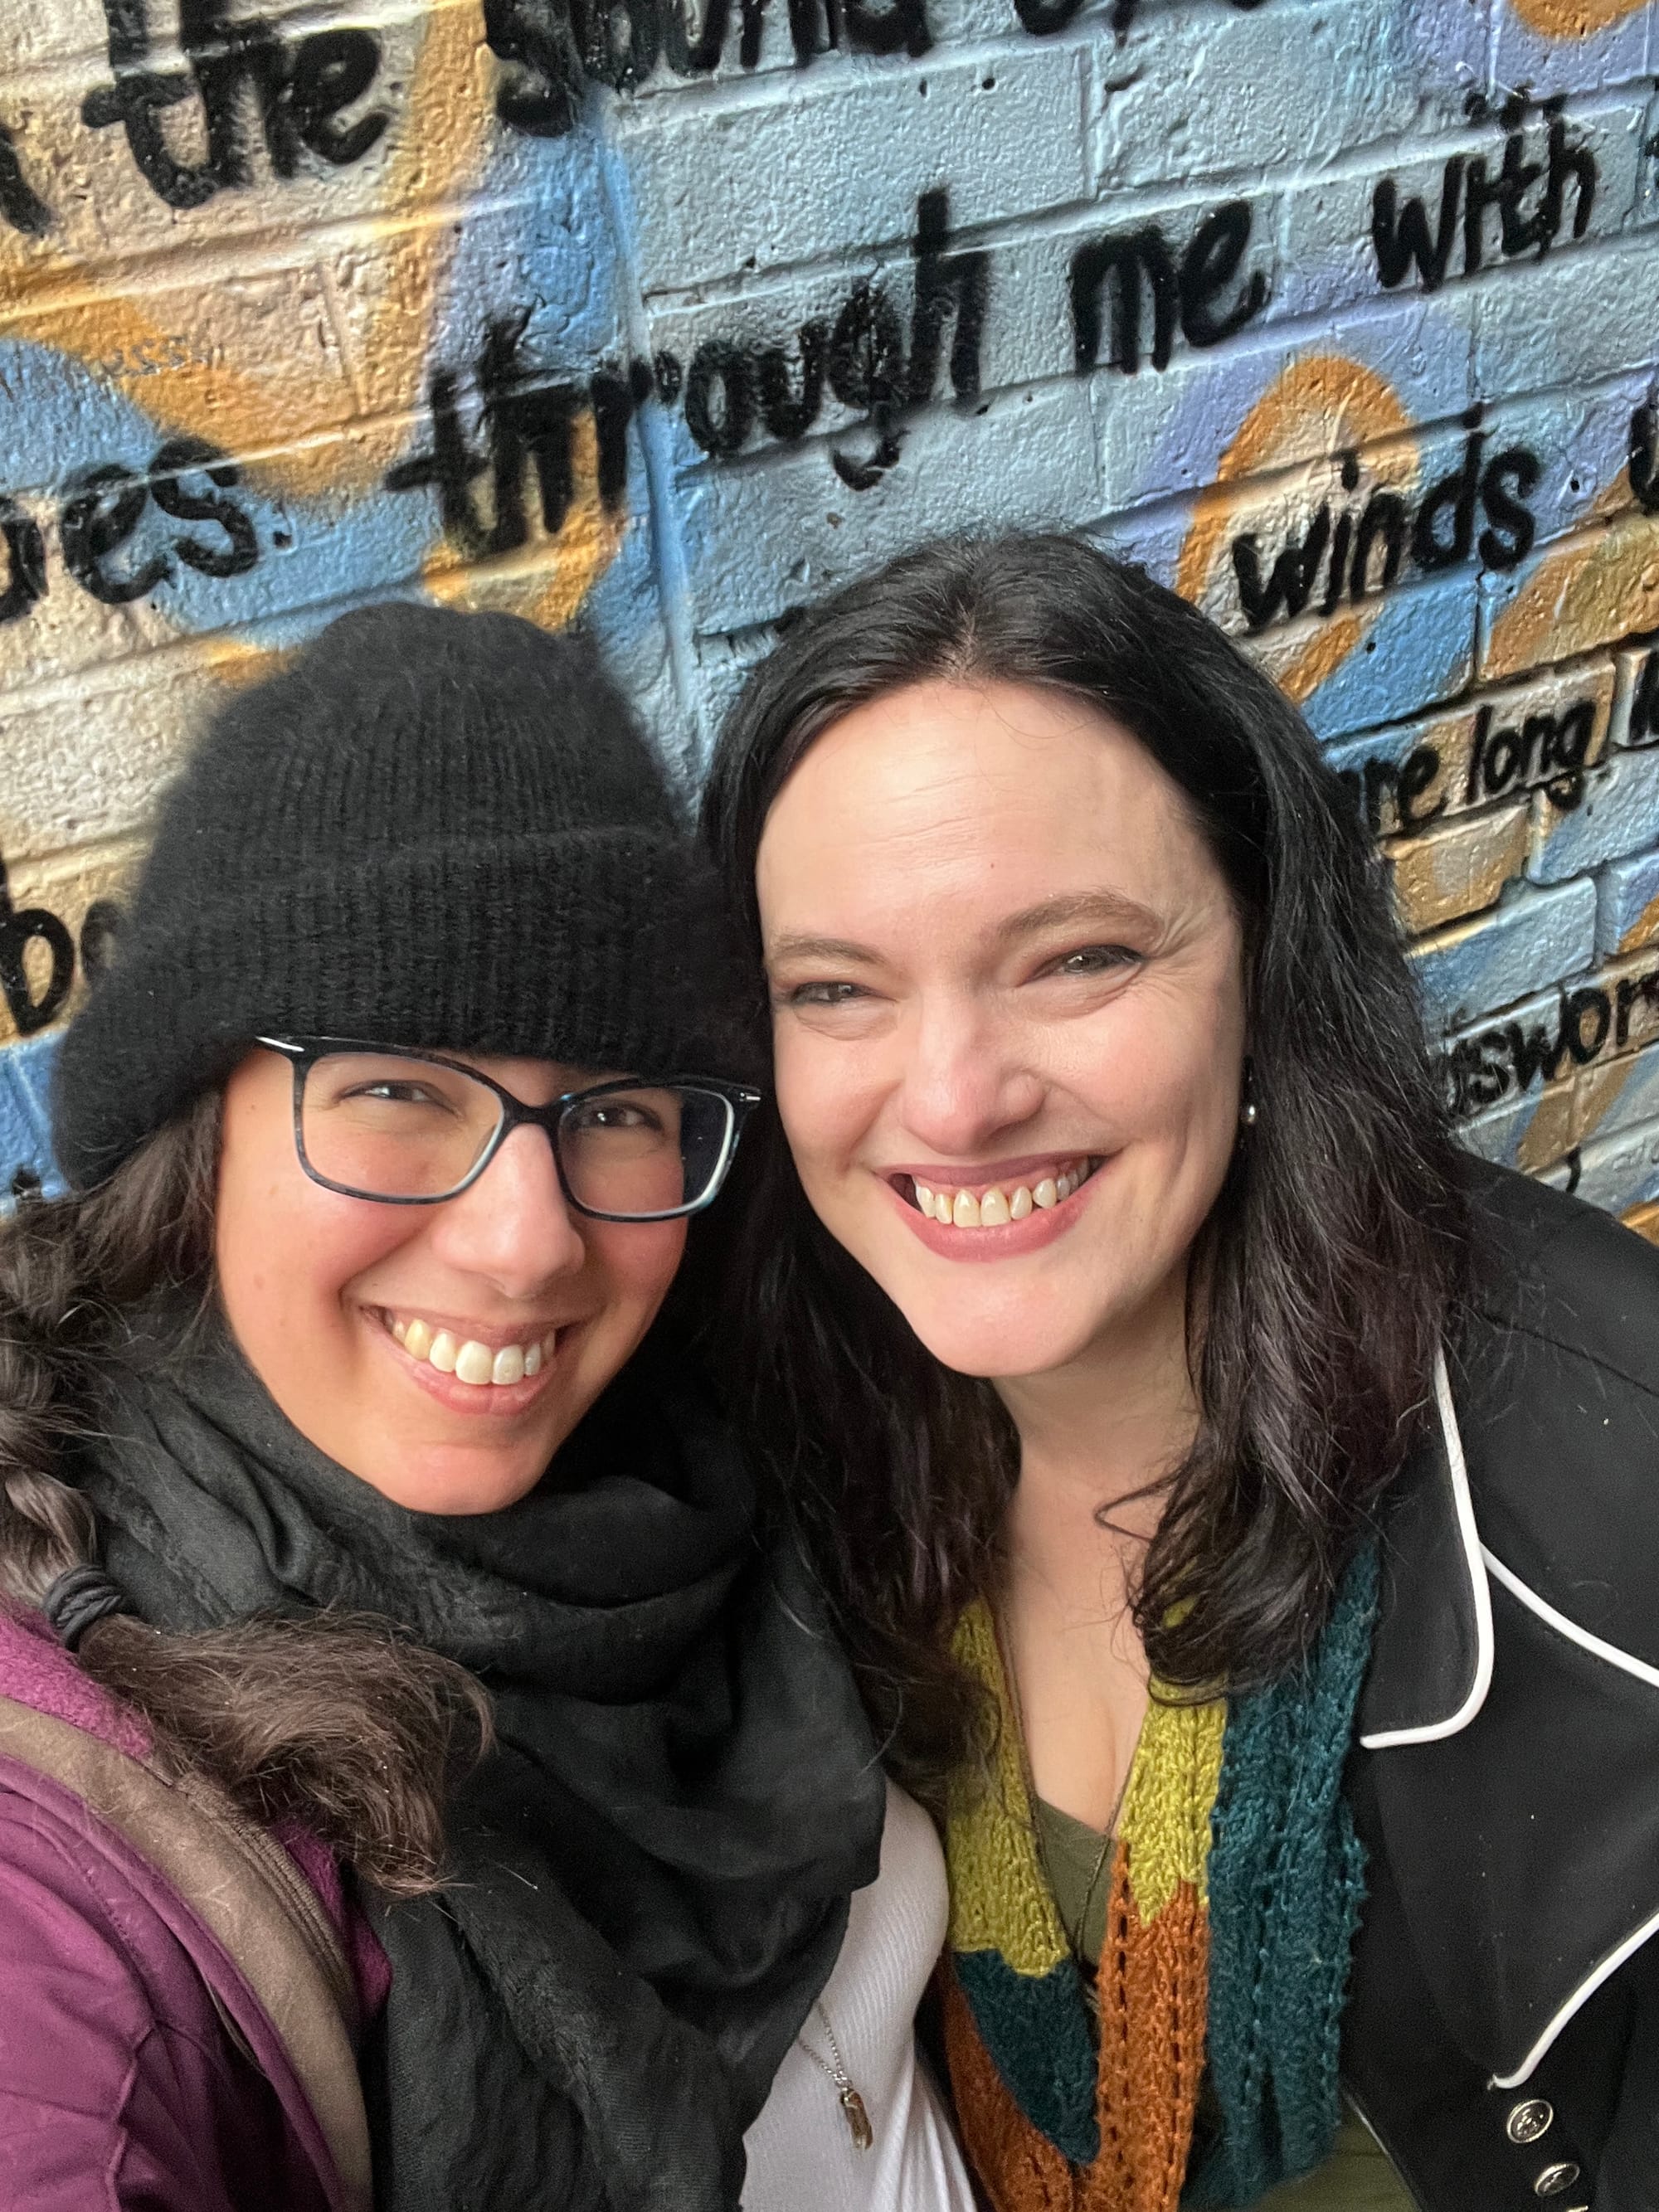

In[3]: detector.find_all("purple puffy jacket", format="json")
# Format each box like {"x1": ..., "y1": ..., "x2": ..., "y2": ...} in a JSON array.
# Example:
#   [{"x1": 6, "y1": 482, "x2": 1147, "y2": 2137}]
[{"x1": 0, "y1": 1607, "x2": 389, "y2": 2212}]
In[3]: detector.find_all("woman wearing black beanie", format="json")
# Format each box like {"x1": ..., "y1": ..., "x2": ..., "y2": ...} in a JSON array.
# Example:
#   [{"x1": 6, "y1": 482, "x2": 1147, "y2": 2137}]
[{"x1": 0, "y1": 604, "x2": 885, "y2": 2212}]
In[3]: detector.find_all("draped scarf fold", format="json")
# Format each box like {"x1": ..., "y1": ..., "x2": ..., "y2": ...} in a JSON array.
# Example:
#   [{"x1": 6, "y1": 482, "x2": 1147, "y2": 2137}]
[
  {"x1": 72, "y1": 1308, "x2": 884, "y2": 2212},
  {"x1": 941, "y1": 1547, "x2": 1378, "y2": 2212}
]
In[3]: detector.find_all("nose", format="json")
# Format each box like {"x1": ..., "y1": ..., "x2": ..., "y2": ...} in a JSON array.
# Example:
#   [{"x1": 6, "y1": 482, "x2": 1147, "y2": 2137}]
[
  {"x1": 898, "y1": 994, "x2": 1045, "y2": 1157},
  {"x1": 426, "y1": 1122, "x2": 587, "y2": 1298}
]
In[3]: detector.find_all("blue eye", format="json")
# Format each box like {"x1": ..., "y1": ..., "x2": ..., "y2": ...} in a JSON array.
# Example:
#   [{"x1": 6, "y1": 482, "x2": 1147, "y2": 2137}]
[
  {"x1": 1053, "y1": 946, "x2": 1137, "y2": 975},
  {"x1": 786, "y1": 981, "x2": 868, "y2": 1006}
]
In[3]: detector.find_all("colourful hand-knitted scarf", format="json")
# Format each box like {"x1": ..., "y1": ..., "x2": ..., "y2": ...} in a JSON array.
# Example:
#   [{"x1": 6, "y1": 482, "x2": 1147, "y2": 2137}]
[{"x1": 941, "y1": 1546, "x2": 1378, "y2": 2212}]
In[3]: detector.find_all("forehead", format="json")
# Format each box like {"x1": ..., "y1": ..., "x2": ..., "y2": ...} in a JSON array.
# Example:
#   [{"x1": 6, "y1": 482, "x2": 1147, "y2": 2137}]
[{"x1": 756, "y1": 678, "x2": 1223, "y2": 939}]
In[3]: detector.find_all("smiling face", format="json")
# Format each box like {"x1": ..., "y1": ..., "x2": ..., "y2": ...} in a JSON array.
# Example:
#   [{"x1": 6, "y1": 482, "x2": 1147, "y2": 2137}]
[
  {"x1": 756, "y1": 678, "x2": 1248, "y2": 1386},
  {"x1": 214, "y1": 1048, "x2": 687, "y2": 1514}
]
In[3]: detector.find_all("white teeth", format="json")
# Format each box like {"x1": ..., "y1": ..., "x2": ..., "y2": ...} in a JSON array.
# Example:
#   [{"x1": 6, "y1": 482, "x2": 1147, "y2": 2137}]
[
  {"x1": 454, "y1": 1339, "x2": 494, "y2": 1386},
  {"x1": 912, "y1": 1167, "x2": 1094, "y2": 1226},
  {"x1": 389, "y1": 1312, "x2": 552, "y2": 1386}
]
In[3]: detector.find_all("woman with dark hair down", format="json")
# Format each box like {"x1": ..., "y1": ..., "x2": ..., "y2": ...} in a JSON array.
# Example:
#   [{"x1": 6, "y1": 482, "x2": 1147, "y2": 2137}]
[
  {"x1": 703, "y1": 533, "x2": 1659, "y2": 2212},
  {"x1": 0, "y1": 605, "x2": 891, "y2": 2212}
]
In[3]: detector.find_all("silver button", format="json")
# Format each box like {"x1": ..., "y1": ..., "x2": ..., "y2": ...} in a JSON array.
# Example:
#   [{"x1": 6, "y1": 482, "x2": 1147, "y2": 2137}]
[
  {"x1": 1507, "y1": 2101, "x2": 1554, "y2": 2145},
  {"x1": 1533, "y1": 2164, "x2": 1581, "y2": 2197}
]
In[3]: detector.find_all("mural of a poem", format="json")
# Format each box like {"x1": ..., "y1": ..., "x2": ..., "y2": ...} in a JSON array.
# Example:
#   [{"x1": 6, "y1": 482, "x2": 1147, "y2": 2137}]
[{"x1": 5, "y1": 0, "x2": 1659, "y2": 1231}]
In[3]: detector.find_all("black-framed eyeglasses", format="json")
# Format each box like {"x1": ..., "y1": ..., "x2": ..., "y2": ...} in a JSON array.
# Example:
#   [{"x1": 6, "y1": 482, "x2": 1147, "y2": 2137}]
[{"x1": 255, "y1": 1038, "x2": 761, "y2": 1222}]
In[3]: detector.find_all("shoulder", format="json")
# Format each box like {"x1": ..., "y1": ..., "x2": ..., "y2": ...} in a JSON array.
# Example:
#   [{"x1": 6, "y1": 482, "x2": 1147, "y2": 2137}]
[
  {"x1": 1460, "y1": 1155, "x2": 1659, "y2": 1396},
  {"x1": 1451, "y1": 1159, "x2": 1659, "y2": 1655}
]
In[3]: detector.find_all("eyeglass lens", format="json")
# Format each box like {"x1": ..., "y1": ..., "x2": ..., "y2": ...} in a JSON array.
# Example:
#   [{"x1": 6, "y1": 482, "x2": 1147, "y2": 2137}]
[{"x1": 296, "y1": 1053, "x2": 732, "y2": 1215}]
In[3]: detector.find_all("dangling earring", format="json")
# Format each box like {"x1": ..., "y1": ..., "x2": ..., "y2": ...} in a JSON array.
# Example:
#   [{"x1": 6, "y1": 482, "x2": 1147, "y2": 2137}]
[{"x1": 1239, "y1": 1063, "x2": 1258, "y2": 1130}]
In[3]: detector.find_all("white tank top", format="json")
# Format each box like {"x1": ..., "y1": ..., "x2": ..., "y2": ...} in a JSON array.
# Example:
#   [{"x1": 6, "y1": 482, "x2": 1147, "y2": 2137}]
[{"x1": 742, "y1": 1779, "x2": 976, "y2": 2212}]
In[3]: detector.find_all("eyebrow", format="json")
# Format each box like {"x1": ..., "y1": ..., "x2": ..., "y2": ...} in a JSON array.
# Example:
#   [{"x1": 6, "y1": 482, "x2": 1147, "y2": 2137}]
[
  {"x1": 992, "y1": 891, "x2": 1163, "y2": 943},
  {"x1": 765, "y1": 934, "x2": 885, "y2": 968},
  {"x1": 765, "y1": 892, "x2": 1160, "y2": 970}
]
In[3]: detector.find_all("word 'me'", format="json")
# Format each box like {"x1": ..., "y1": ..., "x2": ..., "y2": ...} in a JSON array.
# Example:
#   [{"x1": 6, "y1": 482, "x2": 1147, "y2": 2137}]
[
  {"x1": 1370, "y1": 96, "x2": 1595, "y2": 295},
  {"x1": 1070, "y1": 199, "x2": 1267, "y2": 376},
  {"x1": 0, "y1": 440, "x2": 257, "y2": 625},
  {"x1": 1230, "y1": 415, "x2": 1538, "y2": 634}
]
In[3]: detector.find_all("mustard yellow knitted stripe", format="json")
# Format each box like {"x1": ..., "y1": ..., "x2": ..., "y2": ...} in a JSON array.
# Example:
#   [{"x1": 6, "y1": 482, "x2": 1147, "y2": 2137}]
[
  {"x1": 946, "y1": 1600, "x2": 1070, "y2": 1977},
  {"x1": 1117, "y1": 1690, "x2": 1227, "y2": 1925}
]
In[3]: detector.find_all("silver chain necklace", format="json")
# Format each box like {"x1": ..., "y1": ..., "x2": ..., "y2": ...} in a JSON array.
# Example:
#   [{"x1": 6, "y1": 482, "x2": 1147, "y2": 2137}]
[{"x1": 795, "y1": 2000, "x2": 874, "y2": 2151}]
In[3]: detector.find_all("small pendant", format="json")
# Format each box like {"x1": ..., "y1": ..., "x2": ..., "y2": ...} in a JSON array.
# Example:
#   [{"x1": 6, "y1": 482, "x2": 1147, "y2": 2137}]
[{"x1": 839, "y1": 2086, "x2": 874, "y2": 2151}]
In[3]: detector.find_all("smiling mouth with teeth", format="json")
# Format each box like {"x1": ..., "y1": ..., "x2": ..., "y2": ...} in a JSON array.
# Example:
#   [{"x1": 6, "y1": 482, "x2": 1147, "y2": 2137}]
[
  {"x1": 898, "y1": 1158, "x2": 1103, "y2": 1228},
  {"x1": 383, "y1": 1311, "x2": 558, "y2": 1387}
]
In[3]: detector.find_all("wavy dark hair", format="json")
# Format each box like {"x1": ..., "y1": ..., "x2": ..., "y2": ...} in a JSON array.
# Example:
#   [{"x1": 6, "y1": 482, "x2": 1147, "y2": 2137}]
[
  {"x1": 0, "y1": 1096, "x2": 489, "y2": 1894},
  {"x1": 703, "y1": 532, "x2": 1471, "y2": 1799}
]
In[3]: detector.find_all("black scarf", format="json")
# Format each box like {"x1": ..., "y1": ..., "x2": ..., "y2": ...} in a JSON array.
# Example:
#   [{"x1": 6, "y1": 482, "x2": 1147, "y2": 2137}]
[{"x1": 73, "y1": 1312, "x2": 884, "y2": 2212}]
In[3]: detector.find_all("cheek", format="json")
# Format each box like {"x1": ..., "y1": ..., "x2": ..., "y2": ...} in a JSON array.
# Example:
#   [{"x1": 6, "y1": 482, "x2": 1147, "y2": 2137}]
[
  {"x1": 771, "y1": 1029, "x2": 882, "y2": 1181},
  {"x1": 581, "y1": 1220, "x2": 686, "y2": 1316},
  {"x1": 216, "y1": 1149, "x2": 414, "y2": 1340}
]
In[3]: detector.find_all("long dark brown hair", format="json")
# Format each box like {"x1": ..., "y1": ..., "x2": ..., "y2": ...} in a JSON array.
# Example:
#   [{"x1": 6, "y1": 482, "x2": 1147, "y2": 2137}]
[
  {"x1": 703, "y1": 532, "x2": 1470, "y2": 1800},
  {"x1": 0, "y1": 1096, "x2": 488, "y2": 1894}
]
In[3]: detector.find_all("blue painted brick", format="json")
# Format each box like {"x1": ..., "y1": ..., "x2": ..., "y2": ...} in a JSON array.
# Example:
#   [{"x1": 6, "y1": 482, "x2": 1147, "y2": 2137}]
[
  {"x1": 0, "y1": 1032, "x2": 64, "y2": 1203},
  {"x1": 1530, "y1": 751, "x2": 1659, "y2": 884},
  {"x1": 1596, "y1": 846, "x2": 1659, "y2": 955},
  {"x1": 1409, "y1": 878, "x2": 1598, "y2": 1028},
  {"x1": 1491, "y1": 0, "x2": 1650, "y2": 102},
  {"x1": 1573, "y1": 1112, "x2": 1659, "y2": 1214}
]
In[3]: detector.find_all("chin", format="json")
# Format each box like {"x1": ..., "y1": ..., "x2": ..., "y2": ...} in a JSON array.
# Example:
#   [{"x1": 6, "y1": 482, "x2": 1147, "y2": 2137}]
[{"x1": 901, "y1": 1305, "x2": 1106, "y2": 1383}]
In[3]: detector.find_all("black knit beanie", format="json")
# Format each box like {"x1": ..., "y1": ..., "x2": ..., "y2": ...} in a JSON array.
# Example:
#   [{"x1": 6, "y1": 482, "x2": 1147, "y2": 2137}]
[{"x1": 53, "y1": 602, "x2": 755, "y2": 1189}]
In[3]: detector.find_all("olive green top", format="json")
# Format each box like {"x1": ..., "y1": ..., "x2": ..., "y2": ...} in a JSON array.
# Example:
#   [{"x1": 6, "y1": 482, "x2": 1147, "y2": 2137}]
[{"x1": 1031, "y1": 1797, "x2": 1416, "y2": 2211}]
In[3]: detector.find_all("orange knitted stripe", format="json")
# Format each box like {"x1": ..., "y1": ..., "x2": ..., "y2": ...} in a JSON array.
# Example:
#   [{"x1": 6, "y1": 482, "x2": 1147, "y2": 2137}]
[
  {"x1": 1085, "y1": 1854, "x2": 1209, "y2": 2212},
  {"x1": 941, "y1": 1966, "x2": 1079, "y2": 2212}
]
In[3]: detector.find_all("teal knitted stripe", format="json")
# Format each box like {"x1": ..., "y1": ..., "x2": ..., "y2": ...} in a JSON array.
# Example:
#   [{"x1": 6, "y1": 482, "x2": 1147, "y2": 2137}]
[
  {"x1": 1187, "y1": 1542, "x2": 1379, "y2": 2209},
  {"x1": 953, "y1": 1947, "x2": 1101, "y2": 2164}
]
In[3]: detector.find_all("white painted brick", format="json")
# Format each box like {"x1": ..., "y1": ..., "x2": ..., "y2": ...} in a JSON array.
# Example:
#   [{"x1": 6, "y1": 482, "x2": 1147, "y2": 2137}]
[
  {"x1": 679, "y1": 373, "x2": 1097, "y2": 633},
  {"x1": 615, "y1": 46, "x2": 1091, "y2": 295},
  {"x1": 1277, "y1": 99, "x2": 1645, "y2": 330},
  {"x1": 1090, "y1": 0, "x2": 1451, "y2": 193},
  {"x1": 1472, "y1": 232, "x2": 1659, "y2": 401},
  {"x1": 1609, "y1": 635, "x2": 1659, "y2": 750}
]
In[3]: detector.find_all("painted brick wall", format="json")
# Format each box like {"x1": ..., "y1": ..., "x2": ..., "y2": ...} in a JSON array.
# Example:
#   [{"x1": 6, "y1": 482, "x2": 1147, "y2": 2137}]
[{"x1": 3, "y1": 0, "x2": 1659, "y2": 1237}]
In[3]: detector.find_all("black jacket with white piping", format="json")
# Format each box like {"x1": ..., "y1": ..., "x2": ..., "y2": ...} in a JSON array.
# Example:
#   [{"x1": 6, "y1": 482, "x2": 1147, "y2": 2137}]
[{"x1": 1344, "y1": 1160, "x2": 1659, "y2": 2212}]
